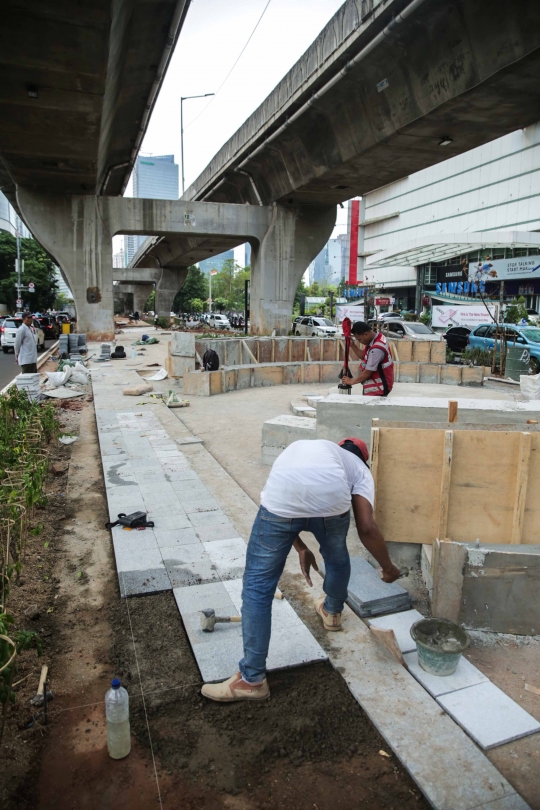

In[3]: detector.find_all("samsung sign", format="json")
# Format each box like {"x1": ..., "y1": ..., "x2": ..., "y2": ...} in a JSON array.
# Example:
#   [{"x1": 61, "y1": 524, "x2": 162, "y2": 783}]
[
  {"x1": 435, "y1": 280, "x2": 485, "y2": 295},
  {"x1": 468, "y1": 255, "x2": 540, "y2": 281}
]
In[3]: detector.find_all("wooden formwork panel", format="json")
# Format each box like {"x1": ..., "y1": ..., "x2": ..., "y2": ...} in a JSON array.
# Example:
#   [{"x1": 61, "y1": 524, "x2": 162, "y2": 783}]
[{"x1": 371, "y1": 426, "x2": 539, "y2": 545}]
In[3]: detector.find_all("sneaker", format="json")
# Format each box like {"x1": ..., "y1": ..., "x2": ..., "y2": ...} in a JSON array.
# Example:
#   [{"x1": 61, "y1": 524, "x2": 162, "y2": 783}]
[
  {"x1": 201, "y1": 672, "x2": 270, "y2": 703},
  {"x1": 315, "y1": 596, "x2": 342, "y2": 631}
]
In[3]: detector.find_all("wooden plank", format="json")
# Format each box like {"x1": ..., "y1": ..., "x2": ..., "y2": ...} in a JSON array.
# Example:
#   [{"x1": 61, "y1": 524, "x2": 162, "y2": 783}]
[
  {"x1": 447, "y1": 431, "x2": 521, "y2": 544},
  {"x1": 241, "y1": 340, "x2": 258, "y2": 364},
  {"x1": 438, "y1": 431, "x2": 454, "y2": 541},
  {"x1": 522, "y1": 433, "x2": 540, "y2": 544},
  {"x1": 374, "y1": 428, "x2": 444, "y2": 544},
  {"x1": 448, "y1": 400, "x2": 458, "y2": 423},
  {"x1": 370, "y1": 427, "x2": 380, "y2": 511},
  {"x1": 373, "y1": 420, "x2": 540, "y2": 432},
  {"x1": 511, "y1": 432, "x2": 531, "y2": 544}
]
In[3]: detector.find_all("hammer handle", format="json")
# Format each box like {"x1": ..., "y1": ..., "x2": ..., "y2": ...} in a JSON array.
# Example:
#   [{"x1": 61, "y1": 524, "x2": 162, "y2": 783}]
[
  {"x1": 216, "y1": 616, "x2": 241, "y2": 623},
  {"x1": 37, "y1": 665, "x2": 48, "y2": 696}
]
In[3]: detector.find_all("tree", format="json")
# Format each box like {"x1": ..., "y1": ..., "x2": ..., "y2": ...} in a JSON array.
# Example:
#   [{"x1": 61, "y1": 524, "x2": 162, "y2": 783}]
[
  {"x1": 504, "y1": 296, "x2": 529, "y2": 324},
  {"x1": 173, "y1": 265, "x2": 208, "y2": 312},
  {"x1": 145, "y1": 290, "x2": 155, "y2": 312},
  {"x1": 53, "y1": 291, "x2": 74, "y2": 310},
  {"x1": 210, "y1": 259, "x2": 249, "y2": 311},
  {"x1": 0, "y1": 233, "x2": 58, "y2": 312},
  {"x1": 191, "y1": 298, "x2": 203, "y2": 314}
]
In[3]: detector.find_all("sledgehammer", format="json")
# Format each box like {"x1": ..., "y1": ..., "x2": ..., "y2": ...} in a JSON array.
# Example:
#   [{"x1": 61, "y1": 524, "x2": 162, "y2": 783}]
[
  {"x1": 30, "y1": 665, "x2": 54, "y2": 707},
  {"x1": 200, "y1": 609, "x2": 241, "y2": 633}
]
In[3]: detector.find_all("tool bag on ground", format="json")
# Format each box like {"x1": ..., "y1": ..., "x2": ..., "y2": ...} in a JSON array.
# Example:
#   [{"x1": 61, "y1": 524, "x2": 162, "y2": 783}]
[
  {"x1": 202, "y1": 348, "x2": 220, "y2": 371},
  {"x1": 105, "y1": 511, "x2": 155, "y2": 529}
]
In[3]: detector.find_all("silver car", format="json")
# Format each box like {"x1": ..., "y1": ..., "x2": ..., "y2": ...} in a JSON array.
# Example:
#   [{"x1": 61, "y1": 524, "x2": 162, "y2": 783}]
[
  {"x1": 375, "y1": 318, "x2": 442, "y2": 342},
  {"x1": 293, "y1": 316, "x2": 337, "y2": 337}
]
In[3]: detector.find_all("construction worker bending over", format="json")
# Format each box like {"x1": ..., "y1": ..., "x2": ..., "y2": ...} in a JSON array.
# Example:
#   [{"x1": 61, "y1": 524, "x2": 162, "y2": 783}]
[
  {"x1": 201, "y1": 437, "x2": 401, "y2": 703},
  {"x1": 346, "y1": 321, "x2": 394, "y2": 397}
]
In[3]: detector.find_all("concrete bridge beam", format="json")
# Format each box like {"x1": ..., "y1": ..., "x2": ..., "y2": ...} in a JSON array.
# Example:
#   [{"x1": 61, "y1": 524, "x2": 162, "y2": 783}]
[
  {"x1": 115, "y1": 283, "x2": 154, "y2": 314},
  {"x1": 155, "y1": 268, "x2": 189, "y2": 322}
]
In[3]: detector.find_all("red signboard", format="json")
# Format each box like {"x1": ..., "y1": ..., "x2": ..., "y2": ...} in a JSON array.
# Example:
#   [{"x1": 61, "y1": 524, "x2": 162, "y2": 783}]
[
  {"x1": 348, "y1": 200, "x2": 360, "y2": 285},
  {"x1": 375, "y1": 297, "x2": 392, "y2": 306}
]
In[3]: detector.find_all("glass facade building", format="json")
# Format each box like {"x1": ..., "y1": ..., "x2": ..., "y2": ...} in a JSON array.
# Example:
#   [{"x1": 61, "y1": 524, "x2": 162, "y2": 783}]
[{"x1": 125, "y1": 154, "x2": 179, "y2": 264}]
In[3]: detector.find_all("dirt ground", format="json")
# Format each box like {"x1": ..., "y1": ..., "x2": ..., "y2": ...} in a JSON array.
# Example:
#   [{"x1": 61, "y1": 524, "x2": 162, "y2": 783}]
[{"x1": 0, "y1": 392, "x2": 428, "y2": 810}]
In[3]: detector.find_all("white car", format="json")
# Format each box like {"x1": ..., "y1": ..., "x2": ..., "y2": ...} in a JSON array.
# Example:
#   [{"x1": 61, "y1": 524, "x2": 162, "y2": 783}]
[
  {"x1": 2, "y1": 317, "x2": 45, "y2": 353},
  {"x1": 209, "y1": 313, "x2": 231, "y2": 330},
  {"x1": 293, "y1": 316, "x2": 337, "y2": 337}
]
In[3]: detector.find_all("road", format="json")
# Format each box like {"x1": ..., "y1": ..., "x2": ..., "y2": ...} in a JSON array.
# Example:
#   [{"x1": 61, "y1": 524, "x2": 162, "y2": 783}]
[{"x1": 0, "y1": 340, "x2": 55, "y2": 390}]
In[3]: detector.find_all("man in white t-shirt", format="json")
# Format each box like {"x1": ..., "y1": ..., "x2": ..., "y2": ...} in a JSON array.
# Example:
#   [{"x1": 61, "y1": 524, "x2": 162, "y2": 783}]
[{"x1": 202, "y1": 437, "x2": 401, "y2": 703}]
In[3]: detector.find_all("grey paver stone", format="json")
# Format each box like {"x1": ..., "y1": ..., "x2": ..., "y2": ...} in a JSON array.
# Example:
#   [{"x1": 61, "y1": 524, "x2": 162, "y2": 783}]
[
  {"x1": 154, "y1": 528, "x2": 199, "y2": 548},
  {"x1": 403, "y1": 650, "x2": 489, "y2": 697},
  {"x1": 183, "y1": 498, "x2": 220, "y2": 514},
  {"x1": 189, "y1": 510, "x2": 232, "y2": 528},
  {"x1": 367, "y1": 609, "x2": 425, "y2": 654},
  {"x1": 119, "y1": 568, "x2": 171, "y2": 597},
  {"x1": 437, "y1": 681, "x2": 540, "y2": 749}
]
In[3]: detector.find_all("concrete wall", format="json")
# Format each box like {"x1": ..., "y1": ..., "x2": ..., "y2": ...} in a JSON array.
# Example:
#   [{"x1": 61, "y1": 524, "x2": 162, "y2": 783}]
[
  {"x1": 316, "y1": 395, "x2": 540, "y2": 446},
  {"x1": 261, "y1": 415, "x2": 316, "y2": 464}
]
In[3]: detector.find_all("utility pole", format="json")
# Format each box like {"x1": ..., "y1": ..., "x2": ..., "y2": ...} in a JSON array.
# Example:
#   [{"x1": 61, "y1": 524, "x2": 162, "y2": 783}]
[
  {"x1": 15, "y1": 216, "x2": 25, "y2": 310},
  {"x1": 180, "y1": 93, "x2": 214, "y2": 194}
]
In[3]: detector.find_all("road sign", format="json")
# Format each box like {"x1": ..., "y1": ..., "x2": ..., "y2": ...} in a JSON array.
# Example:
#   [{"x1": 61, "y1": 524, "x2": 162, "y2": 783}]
[
  {"x1": 16, "y1": 298, "x2": 22, "y2": 307},
  {"x1": 28, "y1": 282, "x2": 35, "y2": 292}
]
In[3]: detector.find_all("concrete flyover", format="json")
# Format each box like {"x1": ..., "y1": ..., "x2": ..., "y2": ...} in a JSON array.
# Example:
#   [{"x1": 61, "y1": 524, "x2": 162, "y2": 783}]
[
  {"x1": 131, "y1": 0, "x2": 540, "y2": 332},
  {"x1": 113, "y1": 268, "x2": 160, "y2": 315},
  {"x1": 17, "y1": 192, "x2": 334, "y2": 338}
]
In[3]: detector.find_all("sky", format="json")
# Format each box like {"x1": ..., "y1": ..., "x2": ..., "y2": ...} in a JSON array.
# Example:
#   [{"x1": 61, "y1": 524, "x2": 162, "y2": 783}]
[{"x1": 119, "y1": 0, "x2": 350, "y2": 264}]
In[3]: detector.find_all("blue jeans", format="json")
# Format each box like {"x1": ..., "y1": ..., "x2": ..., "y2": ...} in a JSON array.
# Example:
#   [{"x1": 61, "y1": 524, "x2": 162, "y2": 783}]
[{"x1": 239, "y1": 505, "x2": 351, "y2": 683}]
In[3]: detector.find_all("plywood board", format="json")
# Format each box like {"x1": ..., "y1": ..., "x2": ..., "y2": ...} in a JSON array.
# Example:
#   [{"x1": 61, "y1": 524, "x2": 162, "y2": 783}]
[
  {"x1": 374, "y1": 428, "x2": 444, "y2": 544},
  {"x1": 446, "y1": 431, "x2": 520, "y2": 544},
  {"x1": 523, "y1": 432, "x2": 540, "y2": 543}
]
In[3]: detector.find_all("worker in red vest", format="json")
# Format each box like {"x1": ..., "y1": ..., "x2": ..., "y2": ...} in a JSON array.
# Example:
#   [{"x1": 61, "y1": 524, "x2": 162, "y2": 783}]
[{"x1": 347, "y1": 321, "x2": 394, "y2": 397}]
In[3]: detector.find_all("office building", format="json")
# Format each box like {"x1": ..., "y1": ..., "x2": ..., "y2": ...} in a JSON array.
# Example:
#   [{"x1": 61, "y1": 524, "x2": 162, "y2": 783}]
[
  {"x1": 359, "y1": 123, "x2": 540, "y2": 313},
  {"x1": 199, "y1": 250, "x2": 234, "y2": 275},
  {"x1": 0, "y1": 191, "x2": 31, "y2": 238},
  {"x1": 126, "y1": 154, "x2": 179, "y2": 263}
]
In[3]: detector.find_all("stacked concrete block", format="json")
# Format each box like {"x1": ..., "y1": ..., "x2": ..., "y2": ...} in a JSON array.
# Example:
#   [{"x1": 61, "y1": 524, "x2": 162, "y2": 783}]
[
  {"x1": 412, "y1": 341, "x2": 431, "y2": 363},
  {"x1": 419, "y1": 363, "x2": 441, "y2": 384},
  {"x1": 440, "y1": 365, "x2": 462, "y2": 385},
  {"x1": 253, "y1": 364, "x2": 283, "y2": 387},
  {"x1": 396, "y1": 362, "x2": 418, "y2": 383},
  {"x1": 430, "y1": 341, "x2": 446, "y2": 364},
  {"x1": 283, "y1": 363, "x2": 302, "y2": 385},
  {"x1": 461, "y1": 366, "x2": 484, "y2": 386}
]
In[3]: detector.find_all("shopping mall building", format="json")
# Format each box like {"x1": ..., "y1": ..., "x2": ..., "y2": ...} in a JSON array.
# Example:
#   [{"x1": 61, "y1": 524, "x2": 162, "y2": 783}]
[{"x1": 355, "y1": 123, "x2": 540, "y2": 315}]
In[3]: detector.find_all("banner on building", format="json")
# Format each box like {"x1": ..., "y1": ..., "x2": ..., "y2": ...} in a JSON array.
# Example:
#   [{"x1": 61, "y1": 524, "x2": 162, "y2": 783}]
[
  {"x1": 336, "y1": 305, "x2": 365, "y2": 323},
  {"x1": 431, "y1": 303, "x2": 497, "y2": 328},
  {"x1": 468, "y1": 255, "x2": 540, "y2": 281}
]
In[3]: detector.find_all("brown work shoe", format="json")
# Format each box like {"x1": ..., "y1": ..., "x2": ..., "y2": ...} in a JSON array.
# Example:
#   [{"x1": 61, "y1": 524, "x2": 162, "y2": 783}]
[
  {"x1": 201, "y1": 672, "x2": 270, "y2": 703},
  {"x1": 315, "y1": 596, "x2": 342, "y2": 631}
]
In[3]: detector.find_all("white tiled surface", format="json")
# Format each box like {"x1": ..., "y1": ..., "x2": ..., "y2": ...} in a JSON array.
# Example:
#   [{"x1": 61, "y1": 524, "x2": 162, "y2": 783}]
[
  {"x1": 367, "y1": 609, "x2": 423, "y2": 654},
  {"x1": 403, "y1": 651, "x2": 489, "y2": 698},
  {"x1": 94, "y1": 367, "x2": 327, "y2": 681},
  {"x1": 437, "y1": 682, "x2": 540, "y2": 750}
]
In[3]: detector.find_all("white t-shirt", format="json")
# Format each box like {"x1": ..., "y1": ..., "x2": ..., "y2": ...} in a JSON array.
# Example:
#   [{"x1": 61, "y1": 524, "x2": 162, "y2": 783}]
[{"x1": 261, "y1": 440, "x2": 375, "y2": 518}]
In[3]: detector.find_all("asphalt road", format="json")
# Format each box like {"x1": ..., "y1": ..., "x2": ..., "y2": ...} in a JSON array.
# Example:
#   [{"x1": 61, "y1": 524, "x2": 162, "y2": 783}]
[{"x1": 0, "y1": 339, "x2": 55, "y2": 391}]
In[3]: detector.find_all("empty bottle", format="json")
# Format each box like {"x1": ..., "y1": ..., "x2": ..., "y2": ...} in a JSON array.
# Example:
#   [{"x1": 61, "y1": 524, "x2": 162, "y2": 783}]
[{"x1": 105, "y1": 678, "x2": 131, "y2": 759}]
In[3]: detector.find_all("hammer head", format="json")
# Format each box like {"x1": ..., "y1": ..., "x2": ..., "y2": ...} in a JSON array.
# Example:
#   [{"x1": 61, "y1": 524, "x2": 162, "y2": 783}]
[
  {"x1": 31, "y1": 690, "x2": 54, "y2": 707},
  {"x1": 200, "y1": 608, "x2": 216, "y2": 632}
]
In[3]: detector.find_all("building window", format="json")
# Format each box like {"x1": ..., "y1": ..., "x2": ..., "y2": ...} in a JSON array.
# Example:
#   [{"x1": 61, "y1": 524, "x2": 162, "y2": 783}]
[{"x1": 424, "y1": 266, "x2": 437, "y2": 285}]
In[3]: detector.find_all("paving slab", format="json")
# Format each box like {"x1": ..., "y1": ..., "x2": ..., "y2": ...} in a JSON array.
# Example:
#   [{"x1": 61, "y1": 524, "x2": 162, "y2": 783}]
[
  {"x1": 153, "y1": 527, "x2": 198, "y2": 548},
  {"x1": 113, "y1": 545, "x2": 165, "y2": 574},
  {"x1": 403, "y1": 650, "x2": 489, "y2": 697},
  {"x1": 203, "y1": 537, "x2": 247, "y2": 580},
  {"x1": 437, "y1": 682, "x2": 540, "y2": 750},
  {"x1": 183, "y1": 497, "x2": 220, "y2": 514},
  {"x1": 475, "y1": 796, "x2": 532, "y2": 810},
  {"x1": 119, "y1": 568, "x2": 171, "y2": 598},
  {"x1": 151, "y1": 515, "x2": 192, "y2": 532},
  {"x1": 162, "y1": 543, "x2": 219, "y2": 587},
  {"x1": 367, "y1": 609, "x2": 423, "y2": 653},
  {"x1": 189, "y1": 510, "x2": 232, "y2": 527},
  {"x1": 194, "y1": 524, "x2": 243, "y2": 543}
]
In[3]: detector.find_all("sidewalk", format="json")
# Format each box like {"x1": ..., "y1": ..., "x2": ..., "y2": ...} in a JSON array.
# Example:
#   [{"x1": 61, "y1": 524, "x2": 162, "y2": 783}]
[{"x1": 86, "y1": 337, "x2": 535, "y2": 810}]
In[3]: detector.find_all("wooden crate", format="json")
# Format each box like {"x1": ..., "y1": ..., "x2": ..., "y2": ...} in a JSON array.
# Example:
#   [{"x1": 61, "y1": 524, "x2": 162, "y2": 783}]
[{"x1": 370, "y1": 424, "x2": 539, "y2": 545}]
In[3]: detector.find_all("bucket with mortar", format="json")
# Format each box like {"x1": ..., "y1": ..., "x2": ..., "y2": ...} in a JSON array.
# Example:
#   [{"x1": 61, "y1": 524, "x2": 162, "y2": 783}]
[{"x1": 410, "y1": 618, "x2": 470, "y2": 676}]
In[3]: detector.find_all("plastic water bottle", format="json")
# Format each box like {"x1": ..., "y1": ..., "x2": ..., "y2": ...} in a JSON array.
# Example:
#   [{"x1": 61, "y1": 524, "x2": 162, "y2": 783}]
[
  {"x1": 131, "y1": 347, "x2": 136, "y2": 358},
  {"x1": 105, "y1": 678, "x2": 131, "y2": 759}
]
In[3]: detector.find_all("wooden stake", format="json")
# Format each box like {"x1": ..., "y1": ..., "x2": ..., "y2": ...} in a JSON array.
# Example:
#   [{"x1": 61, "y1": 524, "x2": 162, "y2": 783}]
[
  {"x1": 438, "y1": 431, "x2": 454, "y2": 541},
  {"x1": 511, "y1": 432, "x2": 531, "y2": 544},
  {"x1": 370, "y1": 427, "x2": 380, "y2": 511},
  {"x1": 448, "y1": 400, "x2": 458, "y2": 423}
]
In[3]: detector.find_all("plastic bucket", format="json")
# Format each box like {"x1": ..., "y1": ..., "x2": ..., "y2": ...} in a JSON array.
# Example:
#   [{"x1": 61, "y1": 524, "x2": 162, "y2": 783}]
[
  {"x1": 61, "y1": 322, "x2": 71, "y2": 334},
  {"x1": 410, "y1": 618, "x2": 470, "y2": 677}
]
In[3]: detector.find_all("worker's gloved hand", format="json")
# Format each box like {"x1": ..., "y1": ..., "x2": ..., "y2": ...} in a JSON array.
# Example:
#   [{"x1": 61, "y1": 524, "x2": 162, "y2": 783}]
[{"x1": 298, "y1": 547, "x2": 319, "y2": 587}]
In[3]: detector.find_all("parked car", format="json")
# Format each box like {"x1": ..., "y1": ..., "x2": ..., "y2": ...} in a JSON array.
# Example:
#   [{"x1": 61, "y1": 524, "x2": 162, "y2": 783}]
[
  {"x1": 2, "y1": 317, "x2": 45, "y2": 353},
  {"x1": 370, "y1": 318, "x2": 442, "y2": 341},
  {"x1": 208, "y1": 313, "x2": 231, "y2": 330},
  {"x1": 0, "y1": 317, "x2": 5, "y2": 345},
  {"x1": 526, "y1": 308, "x2": 540, "y2": 324},
  {"x1": 293, "y1": 316, "x2": 338, "y2": 337},
  {"x1": 468, "y1": 323, "x2": 540, "y2": 373},
  {"x1": 443, "y1": 325, "x2": 471, "y2": 353},
  {"x1": 37, "y1": 315, "x2": 59, "y2": 339}
]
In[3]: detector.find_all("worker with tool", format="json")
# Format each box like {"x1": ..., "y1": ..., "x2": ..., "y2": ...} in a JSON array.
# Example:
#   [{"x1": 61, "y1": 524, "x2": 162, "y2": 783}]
[
  {"x1": 344, "y1": 321, "x2": 394, "y2": 397},
  {"x1": 201, "y1": 437, "x2": 401, "y2": 703}
]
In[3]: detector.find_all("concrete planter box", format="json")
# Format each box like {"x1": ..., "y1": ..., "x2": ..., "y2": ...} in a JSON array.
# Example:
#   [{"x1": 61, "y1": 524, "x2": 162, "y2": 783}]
[
  {"x1": 397, "y1": 362, "x2": 419, "y2": 383},
  {"x1": 461, "y1": 366, "x2": 484, "y2": 386},
  {"x1": 419, "y1": 363, "x2": 441, "y2": 384},
  {"x1": 441, "y1": 365, "x2": 462, "y2": 385}
]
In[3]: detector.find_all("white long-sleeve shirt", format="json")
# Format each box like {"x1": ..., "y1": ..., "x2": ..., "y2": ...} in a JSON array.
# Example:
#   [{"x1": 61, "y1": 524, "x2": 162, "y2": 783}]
[{"x1": 14, "y1": 323, "x2": 37, "y2": 365}]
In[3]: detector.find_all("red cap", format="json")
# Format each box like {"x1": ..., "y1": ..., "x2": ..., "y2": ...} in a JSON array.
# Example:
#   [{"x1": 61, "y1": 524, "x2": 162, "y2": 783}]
[{"x1": 338, "y1": 436, "x2": 369, "y2": 462}]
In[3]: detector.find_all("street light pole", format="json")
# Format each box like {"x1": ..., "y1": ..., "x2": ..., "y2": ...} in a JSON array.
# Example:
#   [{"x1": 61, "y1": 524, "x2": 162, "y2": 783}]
[{"x1": 180, "y1": 93, "x2": 214, "y2": 194}]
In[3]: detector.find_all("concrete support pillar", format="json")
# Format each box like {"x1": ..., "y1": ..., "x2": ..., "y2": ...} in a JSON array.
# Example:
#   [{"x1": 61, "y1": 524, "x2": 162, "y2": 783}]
[
  {"x1": 17, "y1": 190, "x2": 114, "y2": 340},
  {"x1": 249, "y1": 204, "x2": 336, "y2": 335},
  {"x1": 119, "y1": 283, "x2": 153, "y2": 313},
  {"x1": 155, "y1": 267, "x2": 188, "y2": 323}
]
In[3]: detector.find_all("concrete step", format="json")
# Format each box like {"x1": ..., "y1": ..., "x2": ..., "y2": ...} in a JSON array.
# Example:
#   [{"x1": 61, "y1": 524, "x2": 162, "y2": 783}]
[{"x1": 291, "y1": 402, "x2": 316, "y2": 418}]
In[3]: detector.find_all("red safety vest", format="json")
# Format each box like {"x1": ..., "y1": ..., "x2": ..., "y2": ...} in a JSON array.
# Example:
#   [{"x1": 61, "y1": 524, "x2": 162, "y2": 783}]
[{"x1": 359, "y1": 333, "x2": 394, "y2": 397}]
